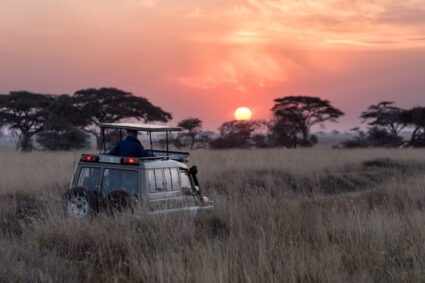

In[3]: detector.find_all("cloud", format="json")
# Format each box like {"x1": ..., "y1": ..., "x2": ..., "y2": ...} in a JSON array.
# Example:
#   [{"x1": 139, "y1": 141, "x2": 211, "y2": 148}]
[
  {"x1": 2, "y1": 0, "x2": 425, "y2": 95},
  {"x1": 183, "y1": 0, "x2": 425, "y2": 46},
  {"x1": 378, "y1": 3, "x2": 425, "y2": 24},
  {"x1": 174, "y1": 44, "x2": 312, "y2": 92},
  {"x1": 171, "y1": 0, "x2": 425, "y2": 91}
]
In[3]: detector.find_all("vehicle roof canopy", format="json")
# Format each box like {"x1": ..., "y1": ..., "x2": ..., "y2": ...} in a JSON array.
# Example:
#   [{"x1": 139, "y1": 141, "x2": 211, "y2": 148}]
[{"x1": 100, "y1": 123, "x2": 181, "y2": 132}]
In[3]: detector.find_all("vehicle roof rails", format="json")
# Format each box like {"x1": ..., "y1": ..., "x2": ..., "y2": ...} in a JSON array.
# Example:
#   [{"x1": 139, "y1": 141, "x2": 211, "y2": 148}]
[
  {"x1": 100, "y1": 123, "x2": 181, "y2": 132},
  {"x1": 99, "y1": 122, "x2": 184, "y2": 159}
]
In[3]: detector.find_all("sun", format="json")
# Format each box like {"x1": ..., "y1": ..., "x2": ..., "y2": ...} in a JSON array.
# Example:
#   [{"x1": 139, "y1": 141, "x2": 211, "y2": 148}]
[{"x1": 234, "y1": 106, "x2": 252, "y2": 121}]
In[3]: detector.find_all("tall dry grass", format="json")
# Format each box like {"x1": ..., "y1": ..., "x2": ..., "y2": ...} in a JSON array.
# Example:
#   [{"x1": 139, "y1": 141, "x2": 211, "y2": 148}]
[{"x1": 1, "y1": 148, "x2": 425, "y2": 282}]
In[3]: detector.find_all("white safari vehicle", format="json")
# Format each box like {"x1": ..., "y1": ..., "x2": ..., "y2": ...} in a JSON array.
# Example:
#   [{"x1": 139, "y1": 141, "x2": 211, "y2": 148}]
[{"x1": 63, "y1": 123, "x2": 212, "y2": 218}]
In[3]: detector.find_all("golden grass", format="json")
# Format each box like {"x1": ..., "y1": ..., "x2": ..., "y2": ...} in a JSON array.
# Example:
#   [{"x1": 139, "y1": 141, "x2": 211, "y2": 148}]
[{"x1": 1, "y1": 148, "x2": 425, "y2": 282}]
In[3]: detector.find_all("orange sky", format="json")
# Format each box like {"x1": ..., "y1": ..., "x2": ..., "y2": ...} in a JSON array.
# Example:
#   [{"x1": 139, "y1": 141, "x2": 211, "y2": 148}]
[{"x1": 1, "y1": 0, "x2": 425, "y2": 130}]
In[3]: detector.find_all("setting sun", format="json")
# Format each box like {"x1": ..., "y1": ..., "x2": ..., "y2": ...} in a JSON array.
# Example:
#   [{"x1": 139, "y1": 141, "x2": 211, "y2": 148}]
[{"x1": 234, "y1": 107, "x2": 252, "y2": 121}]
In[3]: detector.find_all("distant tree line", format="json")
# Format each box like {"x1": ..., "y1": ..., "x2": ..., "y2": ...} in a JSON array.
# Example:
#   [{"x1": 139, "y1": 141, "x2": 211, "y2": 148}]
[
  {"x1": 341, "y1": 101, "x2": 425, "y2": 148},
  {"x1": 0, "y1": 88, "x2": 171, "y2": 151},
  {"x1": 209, "y1": 96, "x2": 345, "y2": 149},
  {"x1": 188, "y1": 98, "x2": 425, "y2": 149},
  {"x1": 1, "y1": 89, "x2": 425, "y2": 151}
]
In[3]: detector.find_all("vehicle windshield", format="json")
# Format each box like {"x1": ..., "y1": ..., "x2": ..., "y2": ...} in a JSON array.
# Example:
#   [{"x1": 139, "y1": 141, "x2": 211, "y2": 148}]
[
  {"x1": 78, "y1": 167, "x2": 101, "y2": 191},
  {"x1": 101, "y1": 169, "x2": 139, "y2": 196}
]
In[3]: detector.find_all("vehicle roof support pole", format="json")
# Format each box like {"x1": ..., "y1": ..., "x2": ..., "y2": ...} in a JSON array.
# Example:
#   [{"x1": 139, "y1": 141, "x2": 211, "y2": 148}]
[
  {"x1": 119, "y1": 129, "x2": 122, "y2": 141},
  {"x1": 101, "y1": 128, "x2": 106, "y2": 154},
  {"x1": 149, "y1": 132, "x2": 153, "y2": 150},
  {"x1": 166, "y1": 131, "x2": 169, "y2": 157}
]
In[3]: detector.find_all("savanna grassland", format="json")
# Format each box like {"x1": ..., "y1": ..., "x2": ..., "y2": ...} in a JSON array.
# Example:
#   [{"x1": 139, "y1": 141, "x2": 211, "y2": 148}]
[{"x1": 2, "y1": 149, "x2": 425, "y2": 282}]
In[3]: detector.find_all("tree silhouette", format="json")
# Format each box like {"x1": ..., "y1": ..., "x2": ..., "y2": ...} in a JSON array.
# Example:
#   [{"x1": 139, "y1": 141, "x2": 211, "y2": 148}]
[
  {"x1": 178, "y1": 118, "x2": 202, "y2": 149},
  {"x1": 269, "y1": 111, "x2": 303, "y2": 147},
  {"x1": 37, "y1": 95, "x2": 89, "y2": 150},
  {"x1": 271, "y1": 96, "x2": 344, "y2": 147},
  {"x1": 401, "y1": 107, "x2": 425, "y2": 147},
  {"x1": 210, "y1": 120, "x2": 264, "y2": 149},
  {"x1": 0, "y1": 91, "x2": 54, "y2": 151},
  {"x1": 366, "y1": 127, "x2": 404, "y2": 147},
  {"x1": 361, "y1": 101, "x2": 405, "y2": 136},
  {"x1": 73, "y1": 88, "x2": 172, "y2": 147}
]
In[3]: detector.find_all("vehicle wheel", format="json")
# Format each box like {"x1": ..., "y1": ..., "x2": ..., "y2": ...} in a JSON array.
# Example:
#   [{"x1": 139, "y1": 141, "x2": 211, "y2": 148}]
[
  {"x1": 63, "y1": 187, "x2": 98, "y2": 218},
  {"x1": 105, "y1": 190, "x2": 138, "y2": 215}
]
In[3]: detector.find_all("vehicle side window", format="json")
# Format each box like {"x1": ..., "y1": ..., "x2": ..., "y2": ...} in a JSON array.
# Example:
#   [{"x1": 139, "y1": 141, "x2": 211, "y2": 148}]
[
  {"x1": 148, "y1": 168, "x2": 181, "y2": 193},
  {"x1": 180, "y1": 170, "x2": 191, "y2": 189},
  {"x1": 170, "y1": 168, "x2": 179, "y2": 190},
  {"x1": 101, "y1": 169, "x2": 139, "y2": 195},
  {"x1": 164, "y1": 168, "x2": 173, "y2": 191},
  {"x1": 154, "y1": 169, "x2": 165, "y2": 192},
  {"x1": 78, "y1": 167, "x2": 101, "y2": 191},
  {"x1": 148, "y1": 170, "x2": 156, "y2": 193}
]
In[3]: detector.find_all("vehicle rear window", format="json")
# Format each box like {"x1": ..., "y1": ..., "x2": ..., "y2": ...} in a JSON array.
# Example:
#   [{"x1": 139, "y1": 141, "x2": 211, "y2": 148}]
[
  {"x1": 101, "y1": 169, "x2": 139, "y2": 196},
  {"x1": 78, "y1": 167, "x2": 101, "y2": 191}
]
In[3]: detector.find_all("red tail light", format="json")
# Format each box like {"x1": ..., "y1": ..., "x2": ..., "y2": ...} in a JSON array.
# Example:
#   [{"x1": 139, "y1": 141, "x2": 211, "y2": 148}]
[
  {"x1": 122, "y1": 157, "x2": 139, "y2": 165},
  {"x1": 81, "y1": 154, "x2": 98, "y2": 162}
]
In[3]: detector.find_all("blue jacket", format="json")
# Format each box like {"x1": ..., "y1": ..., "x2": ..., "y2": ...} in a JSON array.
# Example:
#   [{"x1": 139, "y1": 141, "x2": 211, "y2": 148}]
[{"x1": 108, "y1": 136, "x2": 147, "y2": 157}]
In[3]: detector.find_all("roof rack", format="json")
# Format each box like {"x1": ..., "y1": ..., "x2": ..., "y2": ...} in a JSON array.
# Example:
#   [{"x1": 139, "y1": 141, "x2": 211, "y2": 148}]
[
  {"x1": 99, "y1": 122, "x2": 184, "y2": 159},
  {"x1": 100, "y1": 123, "x2": 181, "y2": 132}
]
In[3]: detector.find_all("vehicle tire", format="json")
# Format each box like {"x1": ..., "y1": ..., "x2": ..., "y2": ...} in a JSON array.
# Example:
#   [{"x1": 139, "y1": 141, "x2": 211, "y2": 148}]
[
  {"x1": 63, "y1": 187, "x2": 99, "y2": 218},
  {"x1": 105, "y1": 190, "x2": 138, "y2": 215}
]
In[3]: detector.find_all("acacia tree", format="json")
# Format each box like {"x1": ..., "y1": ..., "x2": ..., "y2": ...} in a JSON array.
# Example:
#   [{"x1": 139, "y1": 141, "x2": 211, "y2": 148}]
[
  {"x1": 269, "y1": 109, "x2": 304, "y2": 147},
  {"x1": 37, "y1": 95, "x2": 89, "y2": 150},
  {"x1": 401, "y1": 107, "x2": 425, "y2": 147},
  {"x1": 361, "y1": 101, "x2": 405, "y2": 136},
  {"x1": 178, "y1": 118, "x2": 202, "y2": 149},
  {"x1": 270, "y1": 96, "x2": 344, "y2": 147},
  {"x1": 73, "y1": 88, "x2": 172, "y2": 147},
  {"x1": 0, "y1": 91, "x2": 54, "y2": 151}
]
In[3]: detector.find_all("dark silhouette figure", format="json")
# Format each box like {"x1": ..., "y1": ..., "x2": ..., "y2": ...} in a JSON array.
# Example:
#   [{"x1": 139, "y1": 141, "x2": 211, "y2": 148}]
[{"x1": 108, "y1": 130, "x2": 147, "y2": 157}]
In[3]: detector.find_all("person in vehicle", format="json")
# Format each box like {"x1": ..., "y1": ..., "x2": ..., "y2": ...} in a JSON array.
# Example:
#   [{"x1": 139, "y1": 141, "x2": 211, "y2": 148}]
[{"x1": 109, "y1": 129, "x2": 148, "y2": 157}]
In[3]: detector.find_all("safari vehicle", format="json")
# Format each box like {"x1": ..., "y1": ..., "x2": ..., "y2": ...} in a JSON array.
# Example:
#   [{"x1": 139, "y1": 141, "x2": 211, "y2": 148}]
[{"x1": 63, "y1": 123, "x2": 212, "y2": 218}]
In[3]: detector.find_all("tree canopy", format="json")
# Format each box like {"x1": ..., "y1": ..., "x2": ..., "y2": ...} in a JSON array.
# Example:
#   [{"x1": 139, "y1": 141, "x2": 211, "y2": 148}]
[
  {"x1": 401, "y1": 107, "x2": 425, "y2": 147},
  {"x1": 270, "y1": 96, "x2": 344, "y2": 147},
  {"x1": 0, "y1": 91, "x2": 54, "y2": 151},
  {"x1": 0, "y1": 88, "x2": 174, "y2": 151},
  {"x1": 37, "y1": 95, "x2": 89, "y2": 150},
  {"x1": 210, "y1": 120, "x2": 265, "y2": 149},
  {"x1": 177, "y1": 118, "x2": 203, "y2": 149},
  {"x1": 73, "y1": 88, "x2": 172, "y2": 146},
  {"x1": 361, "y1": 101, "x2": 405, "y2": 136}
]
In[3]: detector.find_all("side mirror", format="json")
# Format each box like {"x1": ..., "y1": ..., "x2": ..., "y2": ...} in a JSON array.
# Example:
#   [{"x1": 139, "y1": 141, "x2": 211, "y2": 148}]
[{"x1": 189, "y1": 165, "x2": 198, "y2": 175}]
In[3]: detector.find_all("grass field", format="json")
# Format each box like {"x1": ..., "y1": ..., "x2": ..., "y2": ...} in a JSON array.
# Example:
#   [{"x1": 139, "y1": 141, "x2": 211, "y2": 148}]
[{"x1": 1, "y1": 149, "x2": 425, "y2": 282}]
